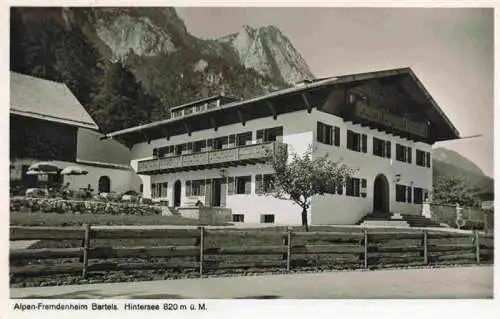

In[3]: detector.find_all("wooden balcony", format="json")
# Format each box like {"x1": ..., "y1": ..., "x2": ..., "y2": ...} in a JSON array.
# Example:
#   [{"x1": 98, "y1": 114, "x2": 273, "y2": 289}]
[{"x1": 137, "y1": 142, "x2": 277, "y2": 175}]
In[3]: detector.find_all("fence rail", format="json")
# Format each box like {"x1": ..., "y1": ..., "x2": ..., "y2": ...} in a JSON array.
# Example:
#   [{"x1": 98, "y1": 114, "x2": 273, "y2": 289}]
[{"x1": 10, "y1": 225, "x2": 494, "y2": 279}]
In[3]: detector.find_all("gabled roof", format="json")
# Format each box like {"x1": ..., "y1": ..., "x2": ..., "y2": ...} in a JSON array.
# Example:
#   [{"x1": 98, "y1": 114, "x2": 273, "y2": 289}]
[
  {"x1": 105, "y1": 67, "x2": 460, "y2": 145},
  {"x1": 10, "y1": 72, "x2": 99, "y2": 130}
]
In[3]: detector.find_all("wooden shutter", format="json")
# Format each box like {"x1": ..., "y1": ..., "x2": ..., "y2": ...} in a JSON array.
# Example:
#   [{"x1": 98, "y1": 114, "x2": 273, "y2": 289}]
[
  {"x1": 255, "y1": 174, "x2": 263, "y2": 194},
  {"x1": 361, "y1": 179, "x2": 367, "y2": 198},
  {"x1": 185, "y1": 181, "x2": 191, "y2": 197},
  {"x1": 426, "y1": 152, "x2": 431, "y2": 167},
  {"x1": 334, "y1": 127, "x2": 340, "y2": 146},
  {"x1": 328, "y1": 125, "x2": 333, "y2": 145},
  {"x1": 346, "y1": 130, "x2": 352, "y2": 150},
  {"x1": 227, "y1": 177, "x2": 235, "y2": 195},
  {"x1": 316, "y1": 122, "x2": 323, "y2": 142},
  {"x1": 205, "y1": 179, "x2": 212, "y2": 206},
  {"x1": 151, "y1": 183, "x2": 156, "y2": 198},
  {"x1": 199, "y1": 180, "x2": 205, "y2": 196},
  {"x1": 361, "y1": 134, "x2": 367, "y2": 153},
  {"x1": 385, "y1": 141, "x2": 391, "y2": 158},
  {"x1": 407, "y1": 147, "x2": 412, "y2": 163},
  {"x1": 245, "y1": 176, "x2": 251, "y2": 194}
]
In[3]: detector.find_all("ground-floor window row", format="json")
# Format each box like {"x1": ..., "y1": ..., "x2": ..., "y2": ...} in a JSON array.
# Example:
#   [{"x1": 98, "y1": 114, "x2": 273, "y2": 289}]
[
  {"x1": 151, "y1": 175, "x2": 372, "y2": 199},
  {"x1": 395, "y1": 184, "x2": 429, "y2": 204},
  {"x1": 152, "y1": 126, "x2": 284, "y2": 158}
]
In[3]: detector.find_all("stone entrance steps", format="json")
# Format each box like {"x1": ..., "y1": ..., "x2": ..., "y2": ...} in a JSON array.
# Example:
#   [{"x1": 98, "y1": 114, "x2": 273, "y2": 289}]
[{"x1": 358, "y1": 212, "x2": 444, "y2": 228}]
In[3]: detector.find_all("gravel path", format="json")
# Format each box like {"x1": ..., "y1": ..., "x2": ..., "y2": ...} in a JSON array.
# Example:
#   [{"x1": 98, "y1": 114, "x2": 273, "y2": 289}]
[{"x1": 10, "y1": 265, "x2": 493, "y2": 299}]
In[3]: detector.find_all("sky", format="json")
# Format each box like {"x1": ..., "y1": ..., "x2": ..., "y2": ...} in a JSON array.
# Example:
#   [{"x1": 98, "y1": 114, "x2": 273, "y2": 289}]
[{"x1": 176, "y1": 7, "x2": 494, "y2": 177}]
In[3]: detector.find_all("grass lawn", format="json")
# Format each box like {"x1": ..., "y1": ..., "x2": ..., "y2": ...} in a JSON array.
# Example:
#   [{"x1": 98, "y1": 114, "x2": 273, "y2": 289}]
[{"x1": 10, "y1": 212, "x2": 231, "y2": 227}]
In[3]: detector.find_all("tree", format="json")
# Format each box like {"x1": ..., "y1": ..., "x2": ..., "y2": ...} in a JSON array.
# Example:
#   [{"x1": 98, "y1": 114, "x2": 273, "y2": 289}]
[
  {"x1": 432, "y1": 176, "x2": 482, "y2": 207},
  {"x1": 54, "y1": 26, "x2": 104, "y2": 107},
  {"x1": 90, "y1": 62, "x2": 154, "y2": 133},
  {"x1": 264, "y1": 144, "x2": 355, "y2": 231}
]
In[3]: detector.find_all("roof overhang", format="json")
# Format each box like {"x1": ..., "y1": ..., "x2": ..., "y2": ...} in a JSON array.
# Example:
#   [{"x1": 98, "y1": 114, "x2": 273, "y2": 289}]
[
  {"x1": 10, "y1": 109, "x2": 100, "y2": 130},
  {"x1": 105, "y1": 67, "x2": 460, "y2": 146}
]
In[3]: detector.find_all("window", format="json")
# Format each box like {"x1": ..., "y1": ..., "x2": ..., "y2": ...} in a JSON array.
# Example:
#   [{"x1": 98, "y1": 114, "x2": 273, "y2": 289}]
[
  {"x1": 265, "y1": 126, "x2": 283, "y2": 142},
  {"x1": 316, "y1": 122, "x2": 340, "y2": 146},
  {"x1": 395, "y1": 184, "x2": 407, "y2": 202},
  {"x1": 184, "y1": 107, "x2": 193, "y2": 115},
  {"x1": 373, "y1": 138, "x2": 391, "y2": 158},
  {"x1": 195, "y1": 104, "x2": 206, "y2": 113},
  {"x1": 193, "y1": 140, "x2": 206, "y2": 153},
  {"x1": 416, "y1": 150, "x2": 430, "y2": 167},
  {"x1": 260, "y1": 214, "x2": 275, "y2": 223},
  {"x1": 152, "y1": 183, "x2": 164, "y2": 198},
  {"x1": 233, "y1": 214, "x2": 245, "y2": 222},
  {"x1": 171, "y1": 109, "x2": 182, "y2": 118},
  {"x1": 264, "y1": 175, "x2": 273, "y2": 193},
  {"x1": 317, "y1": 122, "x2": 332, "y2": 145},
  {"x1": 256, "y1": 126, "x2": 283, "y2": 143},
  {"x1": 213, "y1": 136, "x2": 228, "y2": 150},
  {"x1": 256, "y1": 174, "x2": 275, "y2": 194},
  {"x1": 396, "y1": 144, "x2": 412, "y2": 163},
  {"x1": 237, "y1": 132, "x2": 252, "y2": 146},
  {"x1": 347, "y1": 130, "x2": 367, "y2": 153},
  {"x1": 337, "y1": 182, "x2": 344, "y2": 195},
  {"x1": 414, "y1": 187, "x2": 424, "y2": 204},
  {"x1": 346, "y1": 177, "x2": 361, "y2": 197},
  {"x1": 191, "y1": 180, "x2": 205, "y2": 196},
  {"x1": 175, "y1": 144, "x2": 186, "y2": 155},
  {"x1": 228, "y1": 134, "x2": 236, "y2": 147},
  {"x1": 229, "y1": 176, "x2": 251, "y2": 195}
]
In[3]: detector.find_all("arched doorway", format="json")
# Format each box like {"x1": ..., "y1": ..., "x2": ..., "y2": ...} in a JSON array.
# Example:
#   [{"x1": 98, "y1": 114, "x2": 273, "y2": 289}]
[
  {"x1": 173, "y1": 180, "x2": 181, "y2": 207},
  {"x1": 373, "y1": 174, "x2": 389, "y2": 214},
  {"x1": 98, "y1": 176, "x2": 111, "y2": 193}
]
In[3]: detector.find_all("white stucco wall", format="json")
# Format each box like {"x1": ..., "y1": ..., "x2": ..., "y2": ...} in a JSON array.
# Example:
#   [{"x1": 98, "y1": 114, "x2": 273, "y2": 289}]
[
  {"x1": 150, "y1": 165, "x2": 309, "y2": 225},
  {"x1": 127, "y1": 107, "x2": 433, "y2": 225},
  {"x1": 310, "y1": 110, "x2": 433, "y2": 225},
  {"x1": 11, "y1": 158, "x2": 140, "y2": 194},
  {"x1": 131, "y1": 110, "x2": 314, "y2": 224}
]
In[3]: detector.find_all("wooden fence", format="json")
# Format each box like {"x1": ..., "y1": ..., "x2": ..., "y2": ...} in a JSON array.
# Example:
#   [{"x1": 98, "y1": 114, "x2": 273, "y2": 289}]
[{"x1": 10, "y1": 225, "x2": 494, "y2": 279}]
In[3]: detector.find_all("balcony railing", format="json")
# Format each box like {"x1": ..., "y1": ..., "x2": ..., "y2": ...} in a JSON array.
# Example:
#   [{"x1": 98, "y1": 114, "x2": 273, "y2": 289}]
[{"x1": 137, "y1": 142, "x2": 277, "y2": 175}]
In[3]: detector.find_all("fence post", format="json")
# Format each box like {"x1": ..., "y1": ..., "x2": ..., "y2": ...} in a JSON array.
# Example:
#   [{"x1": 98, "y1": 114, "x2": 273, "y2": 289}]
[
  {"x1": 199, "y1": 227, "x2": 205, "y2": 278},
  {"x1": 286, "y1": 228, "x2": 292, "y2": 272},
  {"x1": 363, "y1": 228, "x2": 368, "y2": 269},
  {"x1": 474, "y1": 230, "x2": 480, "y2": 264},
  {"x1": 423, "y1": 229, "x2": 428, "y2": 265},
  {"x1": 82, "y1": 223, "x2": 91, "y2": 278}
]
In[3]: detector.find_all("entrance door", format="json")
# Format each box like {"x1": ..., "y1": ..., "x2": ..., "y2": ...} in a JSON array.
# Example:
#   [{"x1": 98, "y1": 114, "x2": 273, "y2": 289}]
[
  {"x1": 98, "y1": 176, "x2": 111, "y2": 193},
  {"x1": 211, "y1": 178, "x2": 227, "y2": 207},
  {"x1": 212, "y1": 179, "x2": 222, "y2": 207},
  {"x1": 173, "y1": 180, "x2": 181, "y2": 207},
  {"x1": 373, "y1": 174, "x2": 389, "y2": 214}
]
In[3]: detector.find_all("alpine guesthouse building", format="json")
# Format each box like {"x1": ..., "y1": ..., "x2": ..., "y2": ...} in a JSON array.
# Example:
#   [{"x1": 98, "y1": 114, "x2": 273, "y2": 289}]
[{"x1": 106, "y1": 68, "x2": 460, "y2": 225}]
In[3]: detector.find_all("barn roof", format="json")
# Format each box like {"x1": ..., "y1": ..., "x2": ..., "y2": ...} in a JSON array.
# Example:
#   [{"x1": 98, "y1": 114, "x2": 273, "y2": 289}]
[{"x1": 10, "y1": 72, "x2": 99, "y2": 130}]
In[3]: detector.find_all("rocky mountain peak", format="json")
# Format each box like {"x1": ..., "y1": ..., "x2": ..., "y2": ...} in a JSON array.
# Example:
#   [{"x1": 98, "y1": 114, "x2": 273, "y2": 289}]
[{"x1": 219, "y1": 23, "x2": 315, "y2": 85}]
